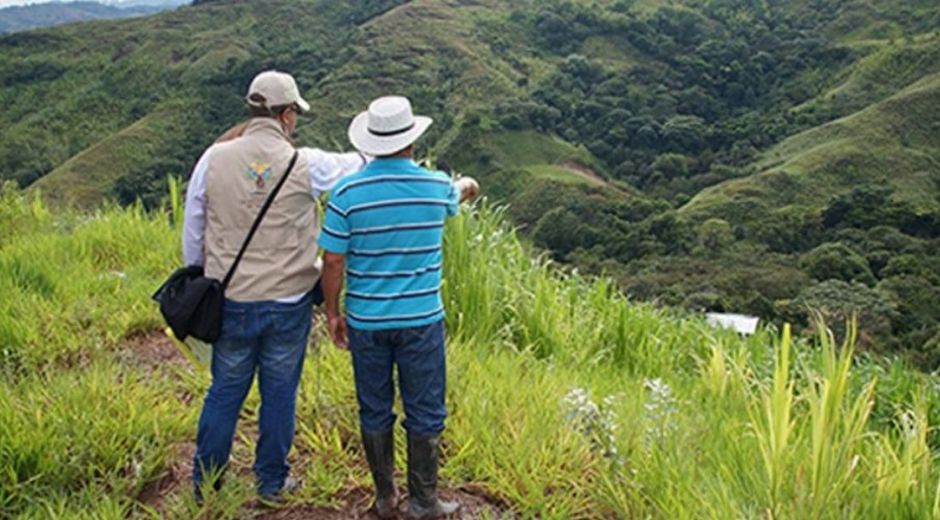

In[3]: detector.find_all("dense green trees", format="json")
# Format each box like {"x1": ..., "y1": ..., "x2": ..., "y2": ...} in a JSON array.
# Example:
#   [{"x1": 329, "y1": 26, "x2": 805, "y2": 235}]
[
  {"x1": 801, "y1": 242, "x2": 877, "y2": 286},
  {"x1": 496, "y1": 0, "x2": 858, "y2": 202}
]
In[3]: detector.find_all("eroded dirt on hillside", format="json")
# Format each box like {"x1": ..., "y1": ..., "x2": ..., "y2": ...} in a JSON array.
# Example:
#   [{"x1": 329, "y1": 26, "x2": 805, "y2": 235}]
[{"x1": 559, "y1": 160, "x2": 630, "y2": 195}]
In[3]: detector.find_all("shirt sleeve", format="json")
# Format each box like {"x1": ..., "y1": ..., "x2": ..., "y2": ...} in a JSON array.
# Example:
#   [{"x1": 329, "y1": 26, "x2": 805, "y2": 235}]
[
  {"x1": 446, "y1": 179, "x2": 460, "y2": 217},
  {"x1": 182, "y1": 146, "x2": 212, "y2": 267},
  {"x1": 318, "y1": 192, "x2": 351, "y2": 254},
  {"x1": 303, "y1": 147, "x2": 369, "y2": 197}
]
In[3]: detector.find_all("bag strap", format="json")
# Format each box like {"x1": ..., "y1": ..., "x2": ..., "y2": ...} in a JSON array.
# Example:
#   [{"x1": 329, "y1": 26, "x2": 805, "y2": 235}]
[{"x1": 221, "y1": 150, "x2": 300, "y2": 290}]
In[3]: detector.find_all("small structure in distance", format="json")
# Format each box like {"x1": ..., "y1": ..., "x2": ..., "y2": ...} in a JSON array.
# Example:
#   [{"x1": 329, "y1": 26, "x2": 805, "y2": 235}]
[{"x1": 705, "y1": 313, "x2": 760, "y2": 336}]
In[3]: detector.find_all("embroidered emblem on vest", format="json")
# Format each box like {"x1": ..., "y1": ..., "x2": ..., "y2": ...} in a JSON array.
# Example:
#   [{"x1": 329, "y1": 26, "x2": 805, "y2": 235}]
[{"x1": 245, "y1": 162, "x2": 273, "y2": 188}]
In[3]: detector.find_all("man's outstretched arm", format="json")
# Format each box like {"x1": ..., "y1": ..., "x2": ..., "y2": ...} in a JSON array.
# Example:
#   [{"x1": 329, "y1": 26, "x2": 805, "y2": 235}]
[
  {"x1": 305, "y1": 148, "x2": 370, "y2": 196},
  {"x1": 322, "y1": 251, "x2": 348, "y2": 349}
]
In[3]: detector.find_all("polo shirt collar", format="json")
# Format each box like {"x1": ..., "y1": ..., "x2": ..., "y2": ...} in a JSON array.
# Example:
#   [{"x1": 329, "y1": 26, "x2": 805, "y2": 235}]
[{"x1": 363, "y1": 158, "x2": 419, "y2": 174}]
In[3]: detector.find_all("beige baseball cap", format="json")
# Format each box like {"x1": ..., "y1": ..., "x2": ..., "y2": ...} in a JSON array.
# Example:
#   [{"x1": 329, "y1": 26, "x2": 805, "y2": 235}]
[{"x1": 246, "y1": 70, "x2": 310, "y2": 113}]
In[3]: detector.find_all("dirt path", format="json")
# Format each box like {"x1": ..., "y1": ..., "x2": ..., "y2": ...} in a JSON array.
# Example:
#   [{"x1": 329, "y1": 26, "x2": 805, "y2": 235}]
[{"x1": 559, "y1": 160, "x2": 631, "y2": 195}]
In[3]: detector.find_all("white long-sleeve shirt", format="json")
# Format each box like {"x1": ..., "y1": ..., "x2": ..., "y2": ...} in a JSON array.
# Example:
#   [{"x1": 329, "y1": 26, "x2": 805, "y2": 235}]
[{"x1": 182, "y1": 145, "x2": 367, "y2": 302}]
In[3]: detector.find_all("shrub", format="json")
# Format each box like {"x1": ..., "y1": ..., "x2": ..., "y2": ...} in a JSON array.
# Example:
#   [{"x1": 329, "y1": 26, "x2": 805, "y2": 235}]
[
  {"x1": 790, "y1": 280, "x2": 896, "y2": 348},
  {"x1": 801, "y1": 242, "x2": 876, "y2": 286},
  {"x1": 698, "y1": 217, "x2": 734, "y2": 255}
]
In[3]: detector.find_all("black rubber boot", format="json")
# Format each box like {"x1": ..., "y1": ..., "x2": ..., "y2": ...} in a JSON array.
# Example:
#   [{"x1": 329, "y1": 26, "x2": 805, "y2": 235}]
[
  {"x1": 362, "y1": 430, "x2": 399, "y2": 518},
  {"x1": 406, "y1": 433, "x2": 459, "y2": 519}
]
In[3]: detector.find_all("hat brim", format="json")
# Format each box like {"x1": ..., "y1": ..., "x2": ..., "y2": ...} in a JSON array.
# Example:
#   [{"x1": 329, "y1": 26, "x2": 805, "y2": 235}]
[{"x1": 348, "y1": 112, "x2": 433, "y2": 156}]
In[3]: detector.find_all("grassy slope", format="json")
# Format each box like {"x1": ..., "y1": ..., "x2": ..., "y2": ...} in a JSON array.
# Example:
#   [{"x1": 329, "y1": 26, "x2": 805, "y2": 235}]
[
  {"x1": 678, "y1": 2, "x2": 940, "y2": 221},
  {"x1": 0, "y1": 0, "x2": 269, "y2": 197},
  {"x1": 3, "y1": 189, "x2": 940, "y2": 518},
  {"x1": 820, "y1": 0, "x2": 940, "y2": 43},
  {"x1": 472, "y1": 130, "x2": 619, "y2": 187},
  {"x1": 31, "y1": 106, "x2": 187, "y2": 208},
  {"x1": 294, "y1": 0, "x2": 618, "y2": 195},
  {"x1": 682, "y1": 39, "x2": 940, "y2": 221}
]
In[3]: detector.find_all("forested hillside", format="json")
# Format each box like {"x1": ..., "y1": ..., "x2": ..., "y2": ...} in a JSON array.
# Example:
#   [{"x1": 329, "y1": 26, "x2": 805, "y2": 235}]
[{"x1": 1, "y1": 0, "x2": 939, "y2": 363}]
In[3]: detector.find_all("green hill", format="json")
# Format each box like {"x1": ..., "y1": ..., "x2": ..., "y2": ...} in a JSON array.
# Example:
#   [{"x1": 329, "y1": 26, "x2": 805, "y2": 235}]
[
  {"x1": 7, "y1": 0, "x2": 934, "y2": 205},
  {"x1": 31, "y1": 105, "x2": 189, "y2": 208}
]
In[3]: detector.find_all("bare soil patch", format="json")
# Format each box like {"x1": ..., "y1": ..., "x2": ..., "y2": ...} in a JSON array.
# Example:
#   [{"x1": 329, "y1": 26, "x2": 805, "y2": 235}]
[
  {"x1": 559, "y1": 160, "x2": 630, "y2": 195},
  {"x1": 137, "y1": 442, "x2": 196, "y2": 515},
  {"x1": 260, "y1": 485, "x2": 512, "y2": 520},
  {"x1": 559, "y1": 160, "x2": 606, "y2": 184},
  {"x1": 120, "y1": 328, "x2": 189, "y2": 372}
]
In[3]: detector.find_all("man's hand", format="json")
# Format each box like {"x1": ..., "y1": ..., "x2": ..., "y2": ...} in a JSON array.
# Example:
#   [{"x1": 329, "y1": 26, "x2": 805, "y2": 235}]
[
  {"x1": 321, "y1": 252, "x2": 347, "y2": 348},
  {"x1": 328, "y1": 313, "x2": 348, "y2": 350},
  {"x1": 455, "y1": 177, "x2": 480, "y2": 203}
]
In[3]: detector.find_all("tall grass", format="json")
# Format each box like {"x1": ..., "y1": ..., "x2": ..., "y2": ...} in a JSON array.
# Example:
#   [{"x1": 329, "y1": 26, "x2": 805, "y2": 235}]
[
  {"x1": 749, "y1": 323, "x2": 795, "y2": 514},
  {"x1": 1, "y1": 189, "x2": 940, "y2": 518}
]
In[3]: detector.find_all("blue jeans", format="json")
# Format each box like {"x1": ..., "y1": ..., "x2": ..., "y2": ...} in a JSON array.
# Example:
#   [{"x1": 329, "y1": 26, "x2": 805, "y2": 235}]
[
  {"x1": 193, "y1": 292, "x2": 313, "y2": 496},
  {"x1": 349, "y1": 319, "x2": 448, "y2": 436}
]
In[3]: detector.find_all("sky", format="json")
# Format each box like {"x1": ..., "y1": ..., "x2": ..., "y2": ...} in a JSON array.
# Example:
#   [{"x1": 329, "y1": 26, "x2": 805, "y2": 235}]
[{"x1": 0, "y1": 0, "x2": 179, "y2": 7}]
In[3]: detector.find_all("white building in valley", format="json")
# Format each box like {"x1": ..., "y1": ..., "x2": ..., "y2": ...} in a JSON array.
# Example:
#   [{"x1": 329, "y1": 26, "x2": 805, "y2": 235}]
[{"x1": 705, "y1": 313, "x2": 760, "y2": 336}]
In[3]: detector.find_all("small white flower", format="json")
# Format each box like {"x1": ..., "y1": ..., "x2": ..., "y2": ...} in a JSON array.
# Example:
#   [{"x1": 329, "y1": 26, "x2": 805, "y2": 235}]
[
  {"x1": 642, "y1": 378, "x2": 678, "y2": 450},
  {"x1": 562, "y1": 387, "x2": 622, "y2": 464}
]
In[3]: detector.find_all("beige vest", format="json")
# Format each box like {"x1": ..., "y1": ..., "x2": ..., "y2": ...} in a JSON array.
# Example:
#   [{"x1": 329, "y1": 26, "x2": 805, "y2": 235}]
[{"x1": 204, "y1": 118, "x2": 320, "y2": 302}]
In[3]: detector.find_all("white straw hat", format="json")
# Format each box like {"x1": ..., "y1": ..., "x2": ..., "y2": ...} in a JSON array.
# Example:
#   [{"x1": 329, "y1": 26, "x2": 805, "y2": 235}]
[
  {"x1": 348, "y1": 96, "x2": 433, "y2": 156},
  {"x1": 246, "y1": 70, "x2": 310, "y2": 113}
]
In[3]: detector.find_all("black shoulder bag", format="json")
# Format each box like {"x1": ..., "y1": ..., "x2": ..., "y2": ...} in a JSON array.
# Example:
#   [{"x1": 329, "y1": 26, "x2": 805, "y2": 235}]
[{"x1": 153, "y1": 151, "x2": 300, "y2": 343}]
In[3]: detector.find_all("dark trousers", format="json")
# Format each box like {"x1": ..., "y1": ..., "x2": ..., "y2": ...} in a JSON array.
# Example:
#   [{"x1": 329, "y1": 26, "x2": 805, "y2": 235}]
[{"x1": 349, "y1": 319, "x2": 447, "y2": 436}]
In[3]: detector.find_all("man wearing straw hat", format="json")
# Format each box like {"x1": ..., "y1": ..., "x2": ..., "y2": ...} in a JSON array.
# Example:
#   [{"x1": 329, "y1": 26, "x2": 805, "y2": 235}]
[
  {"x1": 318, "y1": 95, "x2": 479, "y2": 518},
  {"x1": 183, "y1": 70, "x2": 367, "y2": 505}
]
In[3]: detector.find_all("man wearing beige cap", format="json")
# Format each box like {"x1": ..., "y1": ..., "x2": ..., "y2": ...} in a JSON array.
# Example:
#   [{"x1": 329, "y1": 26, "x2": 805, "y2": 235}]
[
  {"x1": 183, "y1": 70, "x2": 367, "y2": 505},
  {"x1": 319, "y1": 96, "x2": 479, "y2": 518}
]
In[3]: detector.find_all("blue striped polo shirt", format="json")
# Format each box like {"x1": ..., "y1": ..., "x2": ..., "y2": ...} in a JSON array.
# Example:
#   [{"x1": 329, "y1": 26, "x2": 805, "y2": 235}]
[{"x1": 318, "y1": 158, "x2": 459, "y2": 330}]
